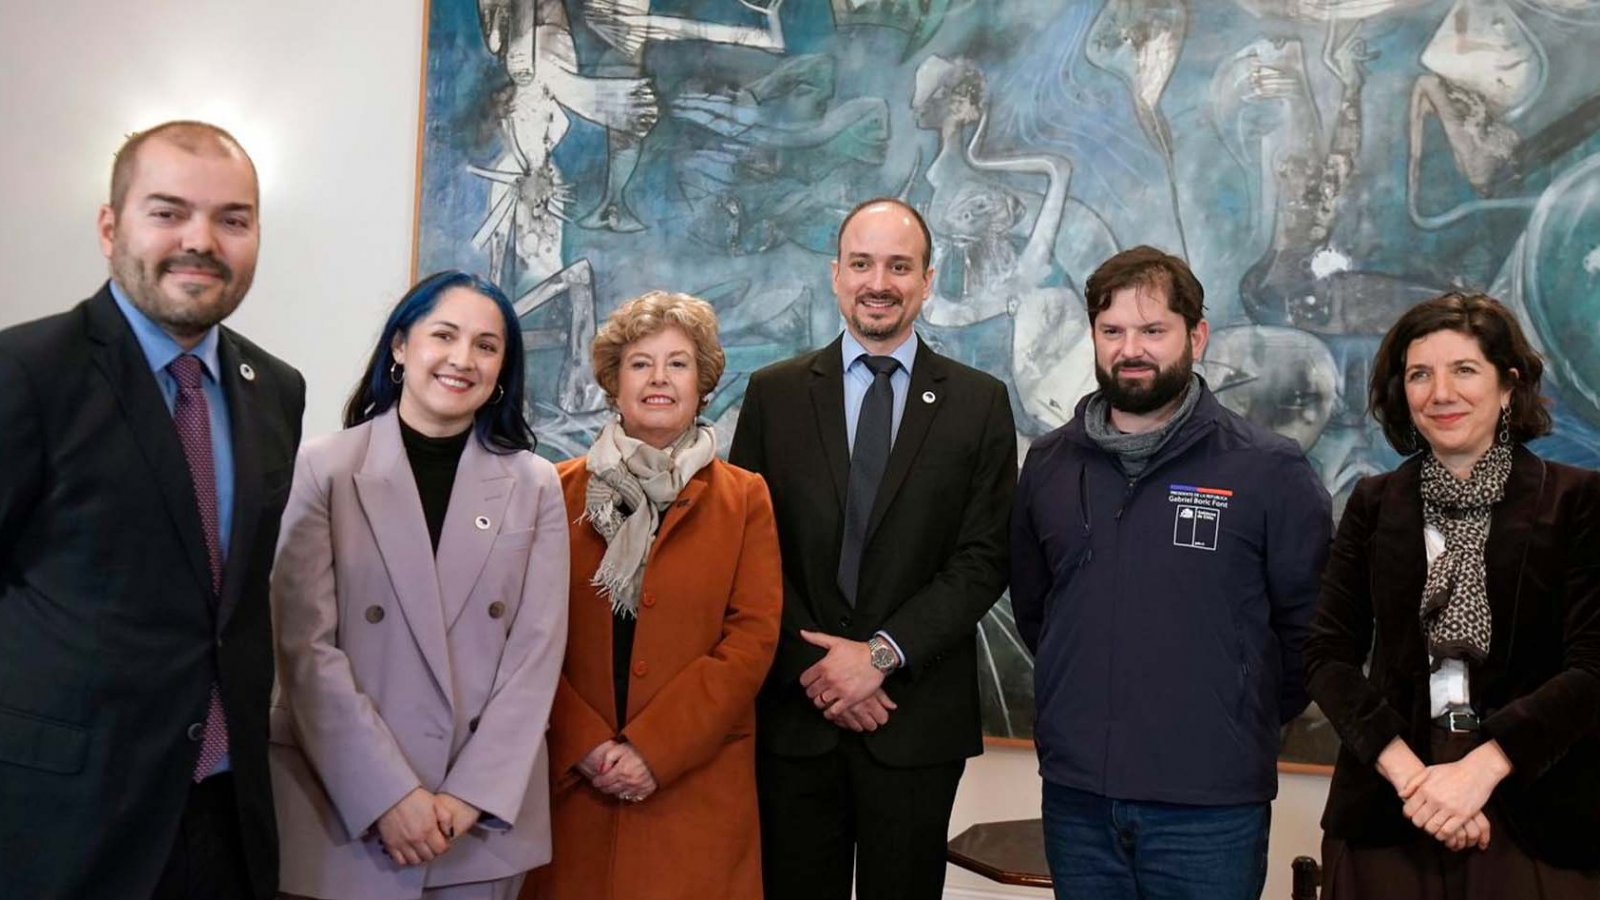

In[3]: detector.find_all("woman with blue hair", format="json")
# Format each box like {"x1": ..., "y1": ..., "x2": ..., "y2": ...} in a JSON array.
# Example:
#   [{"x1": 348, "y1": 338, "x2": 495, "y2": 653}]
[{"x1": 270, "y1": 271, "x2": 570, "y2": 900}]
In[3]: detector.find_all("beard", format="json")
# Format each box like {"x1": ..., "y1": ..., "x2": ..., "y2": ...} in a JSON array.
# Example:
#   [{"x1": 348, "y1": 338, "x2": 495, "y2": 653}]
[
  {"x1": 848, "y1": 291, "x2": 910, "y2": 341},
  {"x1": 1095, "y1": 344, "x2": 1195, "y2": 415},
  {"x1": 111, "y1": 244, "x2": 249, "y2": 340}
]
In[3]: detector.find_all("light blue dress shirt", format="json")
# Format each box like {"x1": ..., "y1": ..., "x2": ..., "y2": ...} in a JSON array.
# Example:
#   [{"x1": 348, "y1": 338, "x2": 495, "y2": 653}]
[
  {"x1": 110, "y1": 282, "x2": 236, "y2": 556},
  {"x1": 110, "y1": 282, "x2": 235, "y2": 774},
  {"x1": 839, "y1": 330, "x2": 919, "y2": 666},
  {"x1": 841, "y1": 330, "x2": 918, "y2": 453}
]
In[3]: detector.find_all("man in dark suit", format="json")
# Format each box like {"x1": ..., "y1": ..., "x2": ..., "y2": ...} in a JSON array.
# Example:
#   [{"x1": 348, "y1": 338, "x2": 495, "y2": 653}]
[
  {"x1": 0, "y1": 121, "x2": 305, "y2": 900},
  {"x1": 730, "y1": 198, "x2": 1016, "y2": 900}
]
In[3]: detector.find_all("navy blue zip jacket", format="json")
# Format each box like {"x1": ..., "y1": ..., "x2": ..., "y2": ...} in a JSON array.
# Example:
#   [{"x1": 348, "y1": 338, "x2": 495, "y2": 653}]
[{"x1": 1011, "y1": 380, "x2": 1331, "y2": 804}]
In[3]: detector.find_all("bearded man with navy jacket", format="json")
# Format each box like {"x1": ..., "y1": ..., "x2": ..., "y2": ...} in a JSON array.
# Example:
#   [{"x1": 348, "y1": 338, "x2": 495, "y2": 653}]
[{"x1": 1010, "y1": 245, "x2": 1332, "y2": 900}]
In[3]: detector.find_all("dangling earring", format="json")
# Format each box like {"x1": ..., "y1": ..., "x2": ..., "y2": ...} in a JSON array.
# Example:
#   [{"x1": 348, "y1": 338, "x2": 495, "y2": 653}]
[
  {"x1": 1409, "y1": 423, "x2": 1424, "y2": 455},
  {"x1": 491, "y1": 384, "x2": 505, "y2": 405},
  {"x1": 389, "y1": 362, "x2": 404, "y2": 384},
  {"x1": 1498, "y1": 405, "x2": 1511, "y2": 445}
]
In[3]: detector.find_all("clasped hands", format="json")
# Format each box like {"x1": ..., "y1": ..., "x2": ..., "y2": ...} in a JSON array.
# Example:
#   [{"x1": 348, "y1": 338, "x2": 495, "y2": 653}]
[
  {"x1": 798, "y1": 630, "x2": 898, "y2": 733},
  {"x1": 374, "y1": 787, "x2": 481, "y2": 867},
  {"x1": 1378, "y1": 737, "x2": 1513, "y2": 853},
  {"x1": 578, "y1": 739, "x2": 658, "y2": 803}
]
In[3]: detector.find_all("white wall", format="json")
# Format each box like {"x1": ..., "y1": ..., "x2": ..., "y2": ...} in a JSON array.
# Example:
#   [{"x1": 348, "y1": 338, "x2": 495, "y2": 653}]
[
  {"x1": 0, "y1": 0, "x2": 426, "y2": 436},
  {"x1": 0, "y1": 3, "x2": 1331, "y2": 898}
]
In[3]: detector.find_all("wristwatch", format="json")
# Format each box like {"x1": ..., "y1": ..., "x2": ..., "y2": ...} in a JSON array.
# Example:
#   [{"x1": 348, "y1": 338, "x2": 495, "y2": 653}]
[{"x1": 867, "y1": 635, "x2": 900, "y2": 674}]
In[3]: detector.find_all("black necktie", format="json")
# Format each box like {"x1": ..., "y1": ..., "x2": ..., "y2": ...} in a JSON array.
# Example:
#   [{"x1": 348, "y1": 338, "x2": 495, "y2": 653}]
[{"x1": 838, "y1": 355, "x2": 899, "y2": 606}]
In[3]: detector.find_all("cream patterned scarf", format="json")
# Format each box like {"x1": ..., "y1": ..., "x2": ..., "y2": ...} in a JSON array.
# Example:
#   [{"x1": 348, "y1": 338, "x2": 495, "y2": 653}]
[
  {"x1": 1420, "y1": 443, "x2": 1512, "y2": 665},
  {"x1": 583, "y1": 419, "x2": 717, "y2": 617}
]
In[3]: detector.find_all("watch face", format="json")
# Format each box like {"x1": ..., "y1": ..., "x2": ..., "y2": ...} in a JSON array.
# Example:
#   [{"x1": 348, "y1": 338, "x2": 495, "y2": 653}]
[{"x1": 870, "y1": 642, "x2": 895, "y2": 670}]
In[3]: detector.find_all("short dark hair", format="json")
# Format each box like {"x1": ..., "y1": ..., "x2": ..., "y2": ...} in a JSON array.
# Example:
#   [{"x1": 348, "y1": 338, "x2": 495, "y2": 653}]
[
  {"x1": 1369, "y1": 291, "x2": 1551, "y2": 454},
  {"x1": 836, "y1": 197, "x2": 933, "y2": 271},
  {"x1": 109, "y1": 120, "x2": 256, "y2": 212},
  {"x1": 343, "y1": 270, "x2": 536, "y2": 454},
  {"x1": 1083, "y1": 245, "x2": 1205, "y2": 329}
]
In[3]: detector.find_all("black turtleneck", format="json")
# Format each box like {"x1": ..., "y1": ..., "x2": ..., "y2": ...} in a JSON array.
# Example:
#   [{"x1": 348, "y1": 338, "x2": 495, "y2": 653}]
[{"x1": 399, "y1": 417, "x2": 470, "y2": 553}]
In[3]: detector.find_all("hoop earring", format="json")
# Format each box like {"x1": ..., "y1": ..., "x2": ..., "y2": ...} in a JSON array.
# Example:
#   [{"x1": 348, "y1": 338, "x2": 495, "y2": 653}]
[
  {"x1": 1498, "y1": 405, "x2": 1511, "y2": 445},
  {"x1": 389, "y1": 362, "x2": 404, "y2": 385},
  {"x1": 491, "y1": 384, "x2": 505, "y2": 405}
]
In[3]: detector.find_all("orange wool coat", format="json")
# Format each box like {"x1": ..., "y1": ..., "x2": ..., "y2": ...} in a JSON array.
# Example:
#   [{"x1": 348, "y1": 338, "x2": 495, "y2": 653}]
[{"x1": 521, "y1": 456, "x2": 781, "y2": 900}]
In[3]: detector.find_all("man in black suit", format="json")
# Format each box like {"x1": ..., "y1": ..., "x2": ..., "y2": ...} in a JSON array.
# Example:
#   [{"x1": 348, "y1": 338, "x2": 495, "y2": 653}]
[
  {"x1": 0, "y1": 121, "x2": 305, "y2": 899},
  {"x1": 730, "y1": 198, "x2": 1016, "y2": 900}
]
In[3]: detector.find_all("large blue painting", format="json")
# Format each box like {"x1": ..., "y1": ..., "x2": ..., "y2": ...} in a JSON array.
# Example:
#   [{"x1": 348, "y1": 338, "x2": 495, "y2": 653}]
[{"x1": 417, "y1": 0, "x2": 1600, "y2": 758}]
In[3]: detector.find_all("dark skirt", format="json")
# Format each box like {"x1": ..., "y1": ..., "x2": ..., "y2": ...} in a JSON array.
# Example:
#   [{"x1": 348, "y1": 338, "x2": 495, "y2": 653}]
[{"x1": 1322, "y1": 730, "x2": 1600, "y2": 900}]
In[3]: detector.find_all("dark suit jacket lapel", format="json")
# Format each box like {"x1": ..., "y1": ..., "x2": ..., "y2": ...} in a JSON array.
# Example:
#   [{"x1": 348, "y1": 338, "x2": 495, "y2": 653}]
[
  {"x1": 1485, "y1": 447, "x2": 1543, "y2": 630},
  {"x1": 1375, "y1": 461, "x2": 1429, "y2": 671},
  {"x1": 807, "y1": 337, "x2": 850, "y2": 511},
  {"x1": 84, "y1": 286, "x2": 215, "y2": 603},
  {"x1": 867, "y1": 338, "x2": 946, "y2": 538},
  {"x1": 216, "y1": 330, "x2": 264, "y2": 633}
]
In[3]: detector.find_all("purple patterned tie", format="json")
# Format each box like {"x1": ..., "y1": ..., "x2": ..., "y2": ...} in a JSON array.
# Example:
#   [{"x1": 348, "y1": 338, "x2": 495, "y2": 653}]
[{"x1": 168, "y1": 354, "x2": 229, "y2": 781}]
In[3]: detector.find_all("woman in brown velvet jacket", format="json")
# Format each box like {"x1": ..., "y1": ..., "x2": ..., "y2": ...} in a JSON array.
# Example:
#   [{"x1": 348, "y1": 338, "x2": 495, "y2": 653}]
[
  {"x1": 520, "y1": 292, "x2": 781, "y2": 900},
  {"x1": 1305, "y1": 292, "x2": 1600, "y2": 898}
]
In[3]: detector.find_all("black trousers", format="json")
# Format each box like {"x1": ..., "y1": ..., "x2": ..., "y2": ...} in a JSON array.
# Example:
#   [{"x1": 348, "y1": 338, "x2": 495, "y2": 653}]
[
  {"x1": 759, "y1": 733, "x2": 966, "y2": 900},
  {"x1": 150, "y1": 773, "x2": 251, "y2": 900}
]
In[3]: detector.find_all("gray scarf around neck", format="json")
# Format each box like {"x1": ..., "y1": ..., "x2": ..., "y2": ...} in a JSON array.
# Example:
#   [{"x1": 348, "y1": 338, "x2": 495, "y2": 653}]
[
  {"x1": 583, "y1": 419, "x2": 718, "y2": 617},
  {"x1": 1083, "y1": 375, "x2": 1202, "y2": 478}
]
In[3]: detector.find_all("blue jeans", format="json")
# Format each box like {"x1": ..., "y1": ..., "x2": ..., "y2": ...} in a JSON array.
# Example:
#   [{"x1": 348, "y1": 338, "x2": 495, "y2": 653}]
[{"x1": 1041, "y1": 781, "x2": 1270, "y2": 900}]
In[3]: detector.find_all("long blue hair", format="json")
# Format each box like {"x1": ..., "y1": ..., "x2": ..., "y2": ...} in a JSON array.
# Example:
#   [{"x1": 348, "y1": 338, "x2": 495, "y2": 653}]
[{"x1": 343, "y1": 270, "x2": 535, "y2": 454}]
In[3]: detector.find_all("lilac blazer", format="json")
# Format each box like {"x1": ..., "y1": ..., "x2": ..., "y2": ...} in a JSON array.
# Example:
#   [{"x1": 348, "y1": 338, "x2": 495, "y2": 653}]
[{"x1": 268, "y1": 410, "x2": 569, "y2": 899}]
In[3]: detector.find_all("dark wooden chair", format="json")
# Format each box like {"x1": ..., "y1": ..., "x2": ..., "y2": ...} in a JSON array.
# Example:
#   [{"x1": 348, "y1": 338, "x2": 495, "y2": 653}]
[
  {"x1": 946, "y1": 818, "x2": 1051, "y2": 887},
  {"x1": 1291, "y1": 855, "x2": 1321, "y2": 899}
]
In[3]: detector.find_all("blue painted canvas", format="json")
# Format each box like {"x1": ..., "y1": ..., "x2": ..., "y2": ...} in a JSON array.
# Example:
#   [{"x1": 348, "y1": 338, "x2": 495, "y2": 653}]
[{"x1": 417, "y1": 0, "x2": 1600, "y2": 758}]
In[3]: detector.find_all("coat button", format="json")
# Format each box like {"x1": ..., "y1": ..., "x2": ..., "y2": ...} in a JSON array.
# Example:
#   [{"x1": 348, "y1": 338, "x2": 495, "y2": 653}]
[
  {"x1": 488, "y1": 601, "x2": 506, "y2": 619},
  {"x1": 365, "y1": 605, "x2": 385, "y2": 624},
  {"x1": 187, "y1": 722, "x2": 204, "y2": 741},
  {"x1": 632, "y1": 660, "x2": 649, "y2": 678},
  {"x1": 469, "y1": 716, "x2": 481, "y2": 733},
  {"x1": 641, "y1": 593, "x2": 657, "y2": 609},
  {"x1": 838, "y1": 615, "x2": 851, "y2": 628}
]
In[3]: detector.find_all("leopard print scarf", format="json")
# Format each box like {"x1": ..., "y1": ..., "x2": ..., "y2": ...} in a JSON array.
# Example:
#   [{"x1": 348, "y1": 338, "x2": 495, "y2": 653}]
[{"x1": 1419, "y1": 443, "x2": 1512, "y2": 666}]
